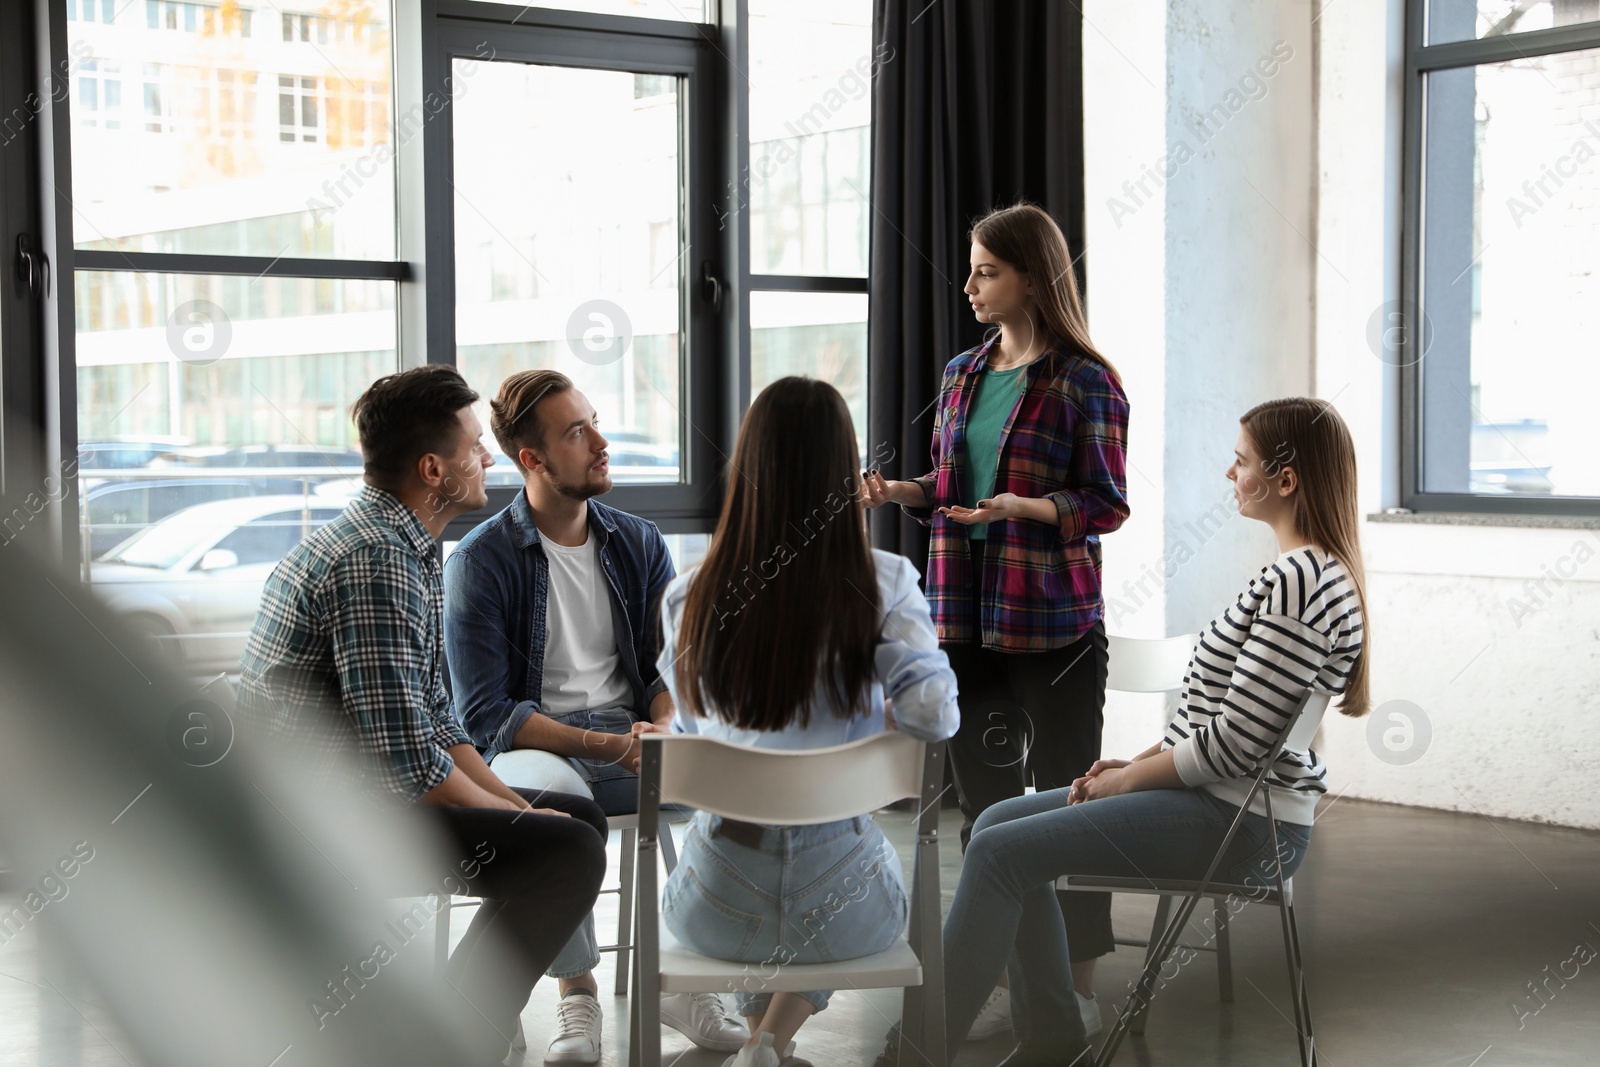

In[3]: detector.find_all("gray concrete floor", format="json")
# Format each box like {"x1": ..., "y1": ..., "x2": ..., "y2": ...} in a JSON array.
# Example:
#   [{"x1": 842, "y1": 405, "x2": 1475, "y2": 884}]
[{"x1": 3, "y1": 798, "x2": 1598, "y2": 1066}]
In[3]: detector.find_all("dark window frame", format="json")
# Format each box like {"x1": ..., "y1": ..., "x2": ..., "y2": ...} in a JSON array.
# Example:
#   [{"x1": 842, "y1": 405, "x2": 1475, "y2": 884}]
[
  {"x1": 1401, "y1": 4, "x2": 1600, "y2": 516},
  {"x1": 426, "y1": 1, "x2": 729, "y2": 541},
  {"x1": 15, "y1": 0, "x2": 875, "y2": 564}
]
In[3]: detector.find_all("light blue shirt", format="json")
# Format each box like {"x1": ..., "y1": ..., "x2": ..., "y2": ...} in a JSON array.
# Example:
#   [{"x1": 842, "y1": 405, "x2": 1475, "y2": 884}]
[{"x1": 658, "y1": 549, "x2": 960, "y2": 748}]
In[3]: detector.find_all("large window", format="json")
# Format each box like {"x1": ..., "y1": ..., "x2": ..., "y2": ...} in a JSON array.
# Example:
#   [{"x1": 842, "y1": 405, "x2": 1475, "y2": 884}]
[
  {"x1": 1404, "y1": 1, "x2": 1600, "y2": 513},
  {"x1": 65, "y1": 0, "x2": 402, "y2": 670},
  {"x1": 450, "y1": 60, "x2": 685, "y2": 487},
  {"x1": 22, "y1": 0, "x2": 879, "y2": 676},
  {"x1": 744, "y1": 0, "x2": 874, "y2": 451}
]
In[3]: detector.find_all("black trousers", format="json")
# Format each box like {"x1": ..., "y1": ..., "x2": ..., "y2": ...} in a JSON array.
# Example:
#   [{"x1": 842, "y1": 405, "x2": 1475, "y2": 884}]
[
  {"x1": 426, "y1": 788, "x2": 608, "y2": 1061},
  {"x1": 944, "y1": 543, "x2": 1115, "y2": 962}
]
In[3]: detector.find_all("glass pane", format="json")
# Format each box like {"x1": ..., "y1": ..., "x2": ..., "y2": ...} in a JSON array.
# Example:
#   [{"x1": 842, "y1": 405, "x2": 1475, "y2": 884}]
[
  {"x1": 456, "y1": 0, "x2": 707, "y2": 20},
  {"x1": 75, "y1": 269, "x2": 393, "y2": 674},
  {"x1": 68, "y1": 1, "x2": 395, "y2": 259},
  {"x1": 1418, "y1": 47, "x2": 1600, "y2": 497},
  {"x1": 662, "y1": 532, "x2": 710, "y2": 572},
  {"x1": 452, "y1": 60, "x2": 683, "y2": 486},
  {"x1": 747, "y1": 0, "x2": 875, "y2": 277},
  {"x1": 1427, "y1": 0, "x2": 1600, "y2": 45},
  {"x1": 749, "y1": 290, "x2": 869, "y2": 461}
]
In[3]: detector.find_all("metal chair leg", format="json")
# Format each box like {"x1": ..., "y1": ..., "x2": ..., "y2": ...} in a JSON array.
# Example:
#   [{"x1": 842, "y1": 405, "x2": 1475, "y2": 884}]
[
  {"x1": 628, "y1": 942, "x2": 642, "y2": 1067},
  {"x1": 614, "y1": 826, "x2": 637, "y2": 998},
  {"x1": 635, "y1": 855, "x2": 663, "y2": 1067},
  {"x1": 1215, "y1": 898, "x2": 1234, "y2": 1003},
  {"x1": 1129, "y1": 895, "x2": 1172, "y2": 1036},
  {"x1": 660, "y1": 821, "x2": 678, "y2": 873},
  {"x1": 1285, "y1": 902, "x2": 1316, "y2": 1067}
]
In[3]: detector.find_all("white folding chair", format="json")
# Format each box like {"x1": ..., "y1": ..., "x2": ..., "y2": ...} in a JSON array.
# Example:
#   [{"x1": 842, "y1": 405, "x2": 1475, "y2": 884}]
[
  {"x1": 604, "y1": 811, "x2": 686, "y2": 997},
  {"x1": 1062, "y1": 687, "x2": 1332, "y2": 1067},
  {"x1": 1099, "y1": 636, "x2": 1241, "y2": 1026},
  {"x1": 627, "y1": 732, "x2": 948, "y2": 1067}
]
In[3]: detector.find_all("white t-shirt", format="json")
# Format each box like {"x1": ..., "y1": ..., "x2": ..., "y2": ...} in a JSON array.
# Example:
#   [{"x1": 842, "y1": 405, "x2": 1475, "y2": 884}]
[{"x1": 539, "y1": 530, "x2": 635, "y2": 717}]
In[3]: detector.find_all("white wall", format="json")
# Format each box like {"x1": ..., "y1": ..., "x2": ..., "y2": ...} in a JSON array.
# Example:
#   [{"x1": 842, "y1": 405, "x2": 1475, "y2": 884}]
[
  {"x1": 1086, "y1": 0, "x2": 1316, "y2": 764},
  {"x1": 1086, "y1": 0, "x2": 1600, "y2": 829}
]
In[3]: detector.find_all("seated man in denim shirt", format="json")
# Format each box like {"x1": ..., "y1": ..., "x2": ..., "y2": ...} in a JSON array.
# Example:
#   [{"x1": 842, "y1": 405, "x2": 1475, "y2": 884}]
[{"x1": 443, "y1": 369, "x2": 748, "y2": 1064}]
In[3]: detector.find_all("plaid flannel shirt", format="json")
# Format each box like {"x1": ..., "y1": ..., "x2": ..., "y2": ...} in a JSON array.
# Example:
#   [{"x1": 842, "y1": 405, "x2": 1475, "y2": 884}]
[
  {"x1": 901, "y1": 339, "x2": 1130, "y2": 651},
  {"x1": 238, "y1": 485, "x2": 472, "y2": 804}
]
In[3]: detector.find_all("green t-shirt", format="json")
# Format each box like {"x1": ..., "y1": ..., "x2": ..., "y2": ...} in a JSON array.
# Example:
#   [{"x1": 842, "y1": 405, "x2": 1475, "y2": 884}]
[{"x1": 958, "y1": 363, "x2": 1028, "y2": 541}]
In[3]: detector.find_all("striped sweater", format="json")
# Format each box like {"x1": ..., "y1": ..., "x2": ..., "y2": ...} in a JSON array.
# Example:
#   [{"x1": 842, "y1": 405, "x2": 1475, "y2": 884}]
[{"x1": 1162, "y1": 545, "x2": 1365, "y2": 825}]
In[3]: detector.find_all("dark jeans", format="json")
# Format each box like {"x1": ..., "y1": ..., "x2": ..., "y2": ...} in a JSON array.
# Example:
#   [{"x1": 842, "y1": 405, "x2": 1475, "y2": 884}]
[
  {"x1": 943, "y1": 541, "x2": 1114, "y2": 961},
  {"x1": 426, "y1": 788, "x2": 608, "y2": 1062}
]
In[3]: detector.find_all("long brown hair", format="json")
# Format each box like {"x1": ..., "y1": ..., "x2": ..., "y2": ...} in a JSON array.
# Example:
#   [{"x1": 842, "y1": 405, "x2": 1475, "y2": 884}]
[
  {"x1": 1239, "y1": 397, "x2": 1371, "y2": 717},
  {"x1": 969, "y1": 202, "x2": 1118, "y2": 381},
  {"x1": 674, "y1": 378, "x2": 879, "y2": 731}
]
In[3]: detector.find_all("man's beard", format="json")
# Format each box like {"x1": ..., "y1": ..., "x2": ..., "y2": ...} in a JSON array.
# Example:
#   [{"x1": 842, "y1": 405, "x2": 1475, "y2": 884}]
[{"x1": 550, "y1": 465, "x2": 610, "y2": 501}]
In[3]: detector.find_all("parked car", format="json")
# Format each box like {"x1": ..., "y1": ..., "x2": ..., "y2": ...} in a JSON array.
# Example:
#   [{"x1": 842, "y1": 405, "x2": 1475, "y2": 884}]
[
  {"x1": 82, "y1": 478, "x2": 310, "y2": 558},
  {"x1": 77, "y1": 437, "x2": 191, "y2": 470},
  {"x1": 483, "y1": 449, "x2": 680, "y2": 488},
  {"x1": 153, "y1": 444, "x2": 365, "y2": 472},
  {"x1": 89, "y1": 495, "x2": 353, "y2": 675}
]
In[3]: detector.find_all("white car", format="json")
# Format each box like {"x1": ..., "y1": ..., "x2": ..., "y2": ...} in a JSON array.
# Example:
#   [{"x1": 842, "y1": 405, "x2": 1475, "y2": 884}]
[{"x1": 90, "y1": 494, "x2": 353, "y2": 675}]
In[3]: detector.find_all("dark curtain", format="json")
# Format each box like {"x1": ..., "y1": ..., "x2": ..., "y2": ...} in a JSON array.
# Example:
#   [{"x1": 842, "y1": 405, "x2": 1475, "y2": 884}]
[{"x1": 866, "y1": 0, "x2": 1085, "y2": 571}]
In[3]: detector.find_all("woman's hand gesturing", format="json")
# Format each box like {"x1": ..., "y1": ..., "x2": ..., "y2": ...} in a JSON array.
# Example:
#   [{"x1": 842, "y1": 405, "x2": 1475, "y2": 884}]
[
  {"x1": 939, "y1": 493, "x2": 1020, "y2": 525},
  {"x1": 860, "y1": 469, "x2": 917, "y2": 510}
]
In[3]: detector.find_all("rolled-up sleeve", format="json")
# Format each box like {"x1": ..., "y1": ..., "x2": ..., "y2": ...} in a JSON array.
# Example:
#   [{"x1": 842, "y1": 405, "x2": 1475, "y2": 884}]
[
  {"x1": 874, "y1": 556, "x2": 960, "y2": 741},
  {"x1": 1046, "y1": 375, "x2": 1130, "y2": 543},
  {"x1": 900, "y1": 387, "x2": 947, "y2": 528},
  {"x1": 443, "y1": 549, "x2": 541, "y2": 760},
  {"x1": 324, "y1": 547, "x2": 455, "y2": 801}
]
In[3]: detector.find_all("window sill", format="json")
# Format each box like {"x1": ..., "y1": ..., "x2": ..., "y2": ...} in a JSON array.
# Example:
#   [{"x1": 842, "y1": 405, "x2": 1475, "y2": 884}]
[{"x1": 1367, "y1": 510, "x2": 1600, "y2": 531}]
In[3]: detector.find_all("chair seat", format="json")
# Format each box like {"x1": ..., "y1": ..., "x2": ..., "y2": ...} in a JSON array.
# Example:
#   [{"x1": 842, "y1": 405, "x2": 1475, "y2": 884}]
[
  {"x1": 656, "y1": 930, "x2": 923, "y2": 995},
  {"x1": 608, "y1": 809, "x2": 690, "y2": 829},
  {"x1": 1057, "y1": 874, "x2": 1293, "y2": 907}
]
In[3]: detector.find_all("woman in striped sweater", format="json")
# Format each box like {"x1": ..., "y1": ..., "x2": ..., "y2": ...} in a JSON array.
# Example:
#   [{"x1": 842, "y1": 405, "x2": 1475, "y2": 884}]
[{"x1": 876, "y1": 396, "x2": 1369, "y2": 1067}]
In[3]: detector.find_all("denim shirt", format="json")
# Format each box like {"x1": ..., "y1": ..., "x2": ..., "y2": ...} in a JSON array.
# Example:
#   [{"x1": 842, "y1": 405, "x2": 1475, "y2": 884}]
[{"x1": 443, "y1": 489, "x2": 676, "y2": 762}]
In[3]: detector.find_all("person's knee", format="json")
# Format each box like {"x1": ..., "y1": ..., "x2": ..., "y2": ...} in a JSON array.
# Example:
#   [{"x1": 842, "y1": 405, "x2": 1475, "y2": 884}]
[
  {"x1": 972, "y1": 799, "x2": 1021, "y2": 837},
  {"x1": 964, "y1": 825, "x2": 1005, "y2": 871},
  {"x1": 541, "y1": 821, "x2": 608, "y2": 901},
  {"x1": 493, "y1": 749, "x2": 591, "y2": 796},
  {"x1": 570, "y1": 795, "x2": 607, "y2": 839}
]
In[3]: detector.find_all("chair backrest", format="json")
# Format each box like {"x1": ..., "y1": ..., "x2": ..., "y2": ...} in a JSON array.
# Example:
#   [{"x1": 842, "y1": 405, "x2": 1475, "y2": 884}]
[
  {"x1": 1105, "y1": 633, "x2": 1198, "y2": 694},
  {"x1": 642, "y1": 732, "x2": 927, "y2": 826},
  {"x1": 1280, "y1": 690, "x2": 1333, "y2": 756}
]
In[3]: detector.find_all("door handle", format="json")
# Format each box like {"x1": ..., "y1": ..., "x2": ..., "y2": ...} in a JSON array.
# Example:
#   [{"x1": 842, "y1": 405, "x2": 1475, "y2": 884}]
[
  {"x1": 700, "y1": 261, "x2": 723, "y2": 313},
  {"x1": 16, "y1": 233, "x2": 51, "y2": 300}
]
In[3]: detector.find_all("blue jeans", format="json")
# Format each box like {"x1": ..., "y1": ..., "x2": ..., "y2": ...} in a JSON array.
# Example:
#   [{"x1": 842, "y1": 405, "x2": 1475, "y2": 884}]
[
  {"x1": 941, "y1": 786, "x2": 1312, "y2": 1052},
  {"x1": 491, "y1": 708, "x2": 640, "y2": 979},
  {"x1": 663, "y1": 812, "x2": 909, "y2": 1016}
]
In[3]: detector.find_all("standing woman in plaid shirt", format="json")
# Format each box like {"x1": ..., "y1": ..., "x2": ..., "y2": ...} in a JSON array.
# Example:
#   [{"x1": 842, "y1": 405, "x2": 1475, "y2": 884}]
[{"x1": 862, "y1": 202, "x2": 1129, "y2": 1040}]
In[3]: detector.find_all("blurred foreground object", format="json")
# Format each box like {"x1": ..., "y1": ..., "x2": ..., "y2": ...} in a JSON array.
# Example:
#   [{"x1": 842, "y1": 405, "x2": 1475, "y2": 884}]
[{"x1": 0, "y1": 538, "x2": 484, "y2": 1066}]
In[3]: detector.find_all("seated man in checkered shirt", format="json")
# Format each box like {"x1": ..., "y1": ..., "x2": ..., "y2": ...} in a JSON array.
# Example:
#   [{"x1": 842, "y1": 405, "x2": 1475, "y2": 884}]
[{"x1": 238, "y1": 364, "x2": 606, "y2": 1066}]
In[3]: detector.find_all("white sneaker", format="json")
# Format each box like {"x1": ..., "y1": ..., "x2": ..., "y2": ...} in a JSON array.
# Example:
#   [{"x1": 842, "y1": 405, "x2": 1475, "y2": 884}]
[
  {"x1": 545, "y1": 992, "x2": 603, "y2": 1064},
  {"x1": 1077, "y1": 991, "x2": 1102, "y2": 1039},
  {"x1": 720, "y1": 1032, "x2": 783, "y2": 1067},
  {"x1": 965, "y1": 986, "x2": 1012, "y2": 1041},
  {"x1": 660, "y1": 992, "x2": 750, "y2": 1052}
]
